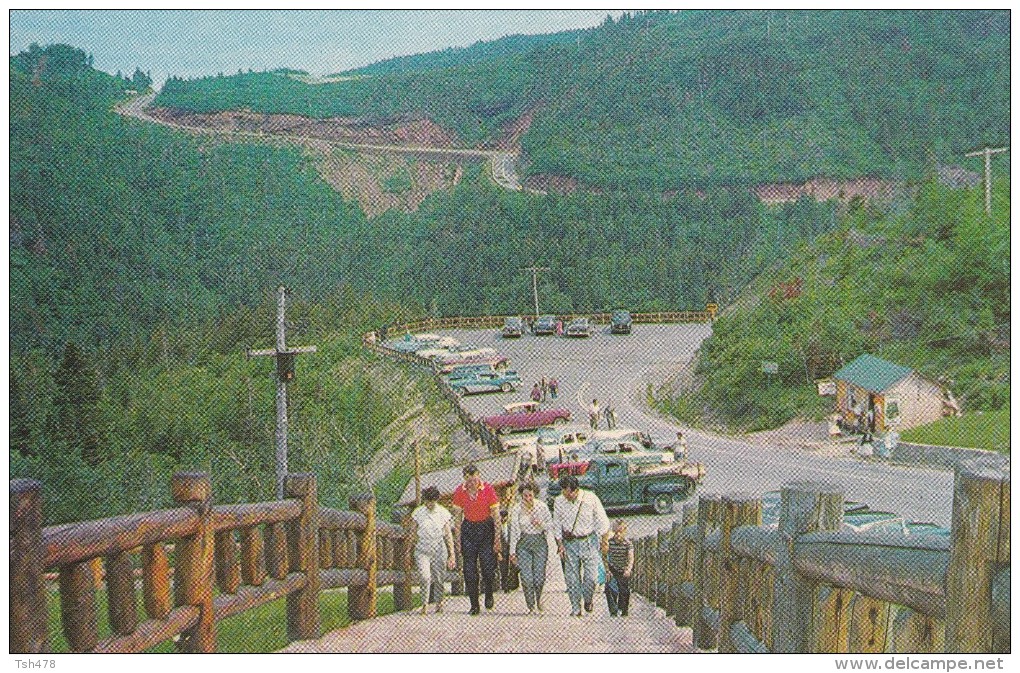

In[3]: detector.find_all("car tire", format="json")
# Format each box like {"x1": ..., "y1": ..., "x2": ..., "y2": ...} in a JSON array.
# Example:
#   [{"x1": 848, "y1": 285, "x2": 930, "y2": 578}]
[
  {"x1": 652, "y1": 493, "x2": 674, "y2": 515},
  {"x1": 554, "y1": 417, "x2": 568, "y2": 426},
  {"x1": 455, "y1": 387, "x2": 467, "y2": 396},
  {"x1": 500, "y1": 383, "x2": 512, "y2": 393}
]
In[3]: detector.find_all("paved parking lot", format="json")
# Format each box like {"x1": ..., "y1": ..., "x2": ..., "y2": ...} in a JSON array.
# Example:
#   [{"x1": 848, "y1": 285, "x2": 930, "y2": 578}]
[{"x1": 430, "y1": 324, "x2": 955, "y2": 532}]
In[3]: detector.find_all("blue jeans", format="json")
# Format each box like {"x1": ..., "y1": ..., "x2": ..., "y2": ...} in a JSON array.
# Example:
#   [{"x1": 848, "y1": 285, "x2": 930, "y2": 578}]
[
  {"x1": 516, "y1": 533, "x2": 548, "y2": 611},
  {"x1": 562, "y1": 533, "x2": 599, "y2": 613}
]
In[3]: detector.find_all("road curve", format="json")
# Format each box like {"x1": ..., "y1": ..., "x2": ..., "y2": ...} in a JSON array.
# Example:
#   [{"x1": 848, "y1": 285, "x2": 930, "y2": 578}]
[
  {"x1": 436, "y1": 326, "x2": 954, "y2": 532},
  {"x1": 116, "y1": 93, "x2": 526, "y2": 191}
]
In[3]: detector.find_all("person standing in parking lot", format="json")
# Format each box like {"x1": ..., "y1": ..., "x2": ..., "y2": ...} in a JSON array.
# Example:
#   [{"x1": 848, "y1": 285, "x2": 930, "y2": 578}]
[
  {"x1": 549, "y1": 377, "x2": 559, "y2": 399},
  {"x1": 588, "y1": 399, "x2": 600, "y2": 430},
  {"x1": 531, "y1": 382, "x2": 542, "y2": 403},
  {"x1": 604, "y1": 399, "x2": 617, "y2": 429},
  {"x1": 451, "y1": 463, "x2": 501, "y2": 615},
  {"x1": 553, "y1": 475, "x2": 611, "y2": 617}
]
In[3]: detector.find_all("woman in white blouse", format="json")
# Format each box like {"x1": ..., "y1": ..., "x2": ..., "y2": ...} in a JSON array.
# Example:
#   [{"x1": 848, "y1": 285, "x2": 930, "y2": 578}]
[{"x1": 508, "y1": 482, "x2": 553, "y2": 614}]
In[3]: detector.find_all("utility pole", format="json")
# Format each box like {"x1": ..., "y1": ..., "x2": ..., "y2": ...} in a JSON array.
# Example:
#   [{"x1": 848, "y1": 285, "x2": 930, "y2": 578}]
[
  {"x1": 247, "y1": 286, "x2": 317, "y2": 499},
  {"x1": 520, "y1": 266, "x2": 550, "y2": 317},
  {"x1": 964, "y1": 145, "x2": 1008, "y2": 215}
]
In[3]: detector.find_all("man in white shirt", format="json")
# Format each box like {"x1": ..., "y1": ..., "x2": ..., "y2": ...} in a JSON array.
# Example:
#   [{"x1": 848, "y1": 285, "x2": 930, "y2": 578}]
[
  {"x1": 411, "y1": 486, "x2": 456, "y2": 615},
  {"x1": 553, "y1": 475, "x2": 611, "y2": 617}
]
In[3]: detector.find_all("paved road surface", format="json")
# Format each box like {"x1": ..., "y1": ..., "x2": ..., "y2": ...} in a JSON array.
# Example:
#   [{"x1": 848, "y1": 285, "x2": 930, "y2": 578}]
[{"x1": 437, "y1": 326, "x2": 955, "y2": 534}]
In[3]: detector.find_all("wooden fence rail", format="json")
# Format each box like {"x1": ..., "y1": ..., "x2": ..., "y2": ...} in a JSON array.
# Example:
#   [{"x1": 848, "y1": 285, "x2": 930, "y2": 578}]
[
  {"x1": 629, "y1": 459, "x2": 1010, "y2": 653},
  {"x1": 9, "y1": 473, "x2": 417, "y2": 654}
]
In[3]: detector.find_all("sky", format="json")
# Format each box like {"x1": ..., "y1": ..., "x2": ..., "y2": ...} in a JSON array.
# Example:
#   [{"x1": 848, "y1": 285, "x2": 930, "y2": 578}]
[{"x1": 8, "y1": 9, "x2": 621, "y2": 87}]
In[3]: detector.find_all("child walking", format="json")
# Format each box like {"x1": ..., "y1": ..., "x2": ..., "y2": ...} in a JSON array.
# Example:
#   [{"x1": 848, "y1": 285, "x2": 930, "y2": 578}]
[{"x1": 604, "y1": 519, "x2": 634, "y2": 617}]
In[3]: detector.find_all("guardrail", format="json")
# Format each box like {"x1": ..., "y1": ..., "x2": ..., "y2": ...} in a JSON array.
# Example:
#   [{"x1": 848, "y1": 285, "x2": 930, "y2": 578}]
[
  {"x1": 362, "y1": 308, "x2": 716, "y2": 345},
  {"x1": 629, "y1": 460, "x2": 1010, "y2": 653},
  {"x1": 10, "y1": 473, "x2": 420, "y2": 653}
]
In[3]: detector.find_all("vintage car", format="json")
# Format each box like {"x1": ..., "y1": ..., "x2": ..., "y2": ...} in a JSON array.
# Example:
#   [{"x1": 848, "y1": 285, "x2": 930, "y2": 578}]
[
  {"x1": 432, "y1": 345, "x2": 497, "y2": 363},
  {"x1": 533, "y1": 314, "x2": 558, "y2": 335},
  {"x1": 610, "y1": 310, "x2": 633, "y2": 334},
  {"x1": 573, "y1": 437, "x2": 674, "y2": 464},
  {"x1": 444, "y1": 363, "x2": 500, "y2": 381},
  {"x1": 502, "y1": 316, "x2": 525, "y2": 338},
  {"x1": 535, "y1": 425, "x2": 592, "y2": 464},
  {"x1": 565, "y1": 317, "x2": 592, "y2": 337},
  {"x1": 450, "y1": 370, "x2": 523, "y2": 396},
  {"x1": 546, "y1": 454, "x2": 705, "y2": 514},
  {"x1": 482, "y1": 401, "x2": 571, "y2": 435},
  {"x1": 434, "y1": 354, "x2": 509, "y2": 374}
]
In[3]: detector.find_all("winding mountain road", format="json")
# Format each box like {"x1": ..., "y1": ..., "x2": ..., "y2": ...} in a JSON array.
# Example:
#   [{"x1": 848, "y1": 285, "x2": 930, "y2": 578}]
[
  {"x1": 440, "y1": 325, "x2": 955, "y2": 534},
  {"x1": 116, "y1": 93, "x2": 526, "y2": 191}
]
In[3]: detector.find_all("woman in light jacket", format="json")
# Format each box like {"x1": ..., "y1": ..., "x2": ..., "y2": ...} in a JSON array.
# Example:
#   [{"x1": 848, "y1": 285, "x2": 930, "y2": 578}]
[{"x1": 508, "y1": 482, "x2": 553, "y2": 614}]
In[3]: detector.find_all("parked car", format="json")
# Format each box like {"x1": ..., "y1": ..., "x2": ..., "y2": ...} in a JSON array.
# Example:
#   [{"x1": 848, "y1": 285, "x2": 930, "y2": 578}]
[
  {"x1": 535, "y1": 425, "x2": 592, "y2": 464},
  {"x1": 534, "y1": 314, "x2": 558, "y2": 335},
  {"x1": 610, "y1": 310, "x2": 633, "y2": 334},
  {"x1": 433, "y1": 345, "x2": 497, "y2": 362},
  {"x1": 450, "y1": 370, "x2": 523, "y2": 396},
  {"x1": 502, "y1": 316, "x2": 525, "y2": 338},
  {"x1": 434, "y1": 355, "x2": 509, "y2": 374},
  {"x1": 483, "y1": 401, "x2": 571, "y2": 435},
  {"x1": 575, "y1": 438, "x2": 674, "y2": 464},
  {"x1": 547, "y1": 453, "x2": 705, "y2": 514},
  {"x1": 565, "y1": 317, "x2": 592, "y2": 337},
  {"x1": 444, "y1": 363, "x2": 500, "y2": 381}
]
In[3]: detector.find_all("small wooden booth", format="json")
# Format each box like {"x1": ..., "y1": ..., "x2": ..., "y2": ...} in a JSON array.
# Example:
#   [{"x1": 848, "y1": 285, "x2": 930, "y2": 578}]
[{"x1": 832, "y1": 353, "x2": 957, "y2": 433}]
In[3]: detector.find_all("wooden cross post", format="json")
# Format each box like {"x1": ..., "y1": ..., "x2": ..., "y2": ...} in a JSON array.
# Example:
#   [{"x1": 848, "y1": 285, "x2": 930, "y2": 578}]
[
  {"x1": 964, "y1": 146, "x2": 1008, "y2": 215},
  {"x1": 247, "y1": 286, "x2": 317, "y2": 499}
]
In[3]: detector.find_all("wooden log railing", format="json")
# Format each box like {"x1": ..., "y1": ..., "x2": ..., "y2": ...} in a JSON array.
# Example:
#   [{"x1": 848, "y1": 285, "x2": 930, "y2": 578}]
[
  {"x1": 10, "y1": 472, "x2": 415, "y2": 654},
  {"x1": 630, "y1": 458, "x2": 1009, "y2": 654}
]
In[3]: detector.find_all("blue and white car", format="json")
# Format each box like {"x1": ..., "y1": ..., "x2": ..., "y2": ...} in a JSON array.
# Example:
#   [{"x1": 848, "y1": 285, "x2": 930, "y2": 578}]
[{"x1": 450, "y1": 370, "x2": 523, "y2": 396}]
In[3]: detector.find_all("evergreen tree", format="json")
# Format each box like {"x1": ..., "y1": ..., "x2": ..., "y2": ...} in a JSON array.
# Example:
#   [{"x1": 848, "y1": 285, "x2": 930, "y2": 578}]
[{"x1": 47, "y1": 342, "x2": 105, "y2": 465}]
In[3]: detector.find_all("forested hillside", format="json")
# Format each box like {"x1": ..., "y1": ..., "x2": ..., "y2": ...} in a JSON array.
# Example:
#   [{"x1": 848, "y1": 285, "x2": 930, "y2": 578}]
[
  {"x1": 655, "y1": 179, "x2": 1010, "y2": 435},
  {"x1": 156, "y1": 10, "x2": 1009, "y2": 190}
]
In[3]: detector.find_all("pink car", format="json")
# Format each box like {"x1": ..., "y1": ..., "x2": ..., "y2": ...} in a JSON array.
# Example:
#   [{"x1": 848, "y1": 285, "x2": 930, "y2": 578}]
[{"x1": 483, "y1": 401, "x2": 572, "y2": 435}]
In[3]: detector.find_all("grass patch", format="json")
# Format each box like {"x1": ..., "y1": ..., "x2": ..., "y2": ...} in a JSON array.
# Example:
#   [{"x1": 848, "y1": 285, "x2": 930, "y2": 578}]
[
  {"x1": 899, "y1": 410, "x2": 1010, "y2": 454},
  {"x1": 46, "y1": 584, "x2": 408, "y2": 653}
]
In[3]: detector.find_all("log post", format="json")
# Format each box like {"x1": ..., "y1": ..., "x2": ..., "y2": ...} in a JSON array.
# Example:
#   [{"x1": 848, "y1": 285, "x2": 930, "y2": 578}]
[
  {"x1": 285, "y1": 473, "x2": 320, "y2": 642},
  {"x1": 888, "y1": 605, "x2": 945, "y2": 653},
  {"x1": 319, "y1": 530, "x2": 333, "y2": 570},
  {"x1": 171, "y1": 472, "x2": 216, "y2": 653},
  {"x1": 214, "y1": 530, "x2": 241, "y2": 594},
  {"x1": 141, "y1": 543, "x2": 172, "y2": 620},
  {"x1": 105, "y1": 551, "x2": 138, "y2": 635},
  {"x1": 349, "y1": 493, "x2": 377, "y2": 620},
  {"x1": 666, "y1": 522, "x2": 682, "y2": 617},
  {"x1": 59, "y1": 562, "x2": 99, "y2": 652},
  {"x1": 392, "y1": 515, "x2": 414, "y2": 611},
  {"x1": 10, "y1": 479, "x2": 48, "y2": 653},
  {"x1": 656, "y1": 528, "x2": 668, "y2": 609},
  {"x1": 694, "y1": 494, "x2": 721, "y2": 650},
  {"x1": 945, "y1": 458, "x2": 1010, "y2": 653},
  {"x1": 772, "y1": 481, "x2": 843, "y2": 653},
  {"x1": 239, "y1": 526, "x2": 266, "y2": 587},
  {"x1": 847, "y1": 594, "x2": 891, "y2": 653},
  {"x1": 266, "y1": 522, "x2": 289, "y2": 580},
  {"x1": 718, "y1": 494, "x2": 762, "y2": 653}
]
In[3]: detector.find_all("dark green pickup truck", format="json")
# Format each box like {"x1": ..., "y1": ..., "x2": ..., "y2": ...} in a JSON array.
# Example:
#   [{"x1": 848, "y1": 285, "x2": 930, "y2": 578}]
[{"x1": 546, "y1": 453, "x2": 705, "y2": 514}]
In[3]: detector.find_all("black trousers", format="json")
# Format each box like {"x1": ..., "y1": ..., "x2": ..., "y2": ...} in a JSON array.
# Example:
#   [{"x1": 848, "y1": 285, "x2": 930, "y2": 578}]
[
  {"x1": 461, "y1": 519, "x2": 497, "y2": 607},
  {"x1": 605, "y1": 569, "x2": 631, "y2": 616}
]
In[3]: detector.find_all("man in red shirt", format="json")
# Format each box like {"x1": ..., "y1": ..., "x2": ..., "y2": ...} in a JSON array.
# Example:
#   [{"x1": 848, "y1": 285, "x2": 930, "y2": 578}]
[{"x1": 451, "y1": 463, "x2": 502, "y2": 615}]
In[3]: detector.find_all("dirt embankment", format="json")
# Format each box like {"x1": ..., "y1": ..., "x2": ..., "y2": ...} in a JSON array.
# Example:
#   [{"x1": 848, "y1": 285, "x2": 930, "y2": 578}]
[{"x1": 147, "y1": 107, "x2": 463, "y2": 148}]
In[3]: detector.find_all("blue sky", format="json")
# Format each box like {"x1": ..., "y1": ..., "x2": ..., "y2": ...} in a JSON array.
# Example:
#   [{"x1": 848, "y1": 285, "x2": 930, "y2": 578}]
[{"x1": 9, "y1": 10, "x2": 621, "y2": 86}]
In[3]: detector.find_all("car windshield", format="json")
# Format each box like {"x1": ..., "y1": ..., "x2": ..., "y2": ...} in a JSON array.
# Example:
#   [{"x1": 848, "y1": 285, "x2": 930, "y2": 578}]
[
  {"x1": 613, "y1": 311, "x2": 630, "y2": 320},
  {"x1": 506, "y1": 317, "x2": 522, "y2": 326}
]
